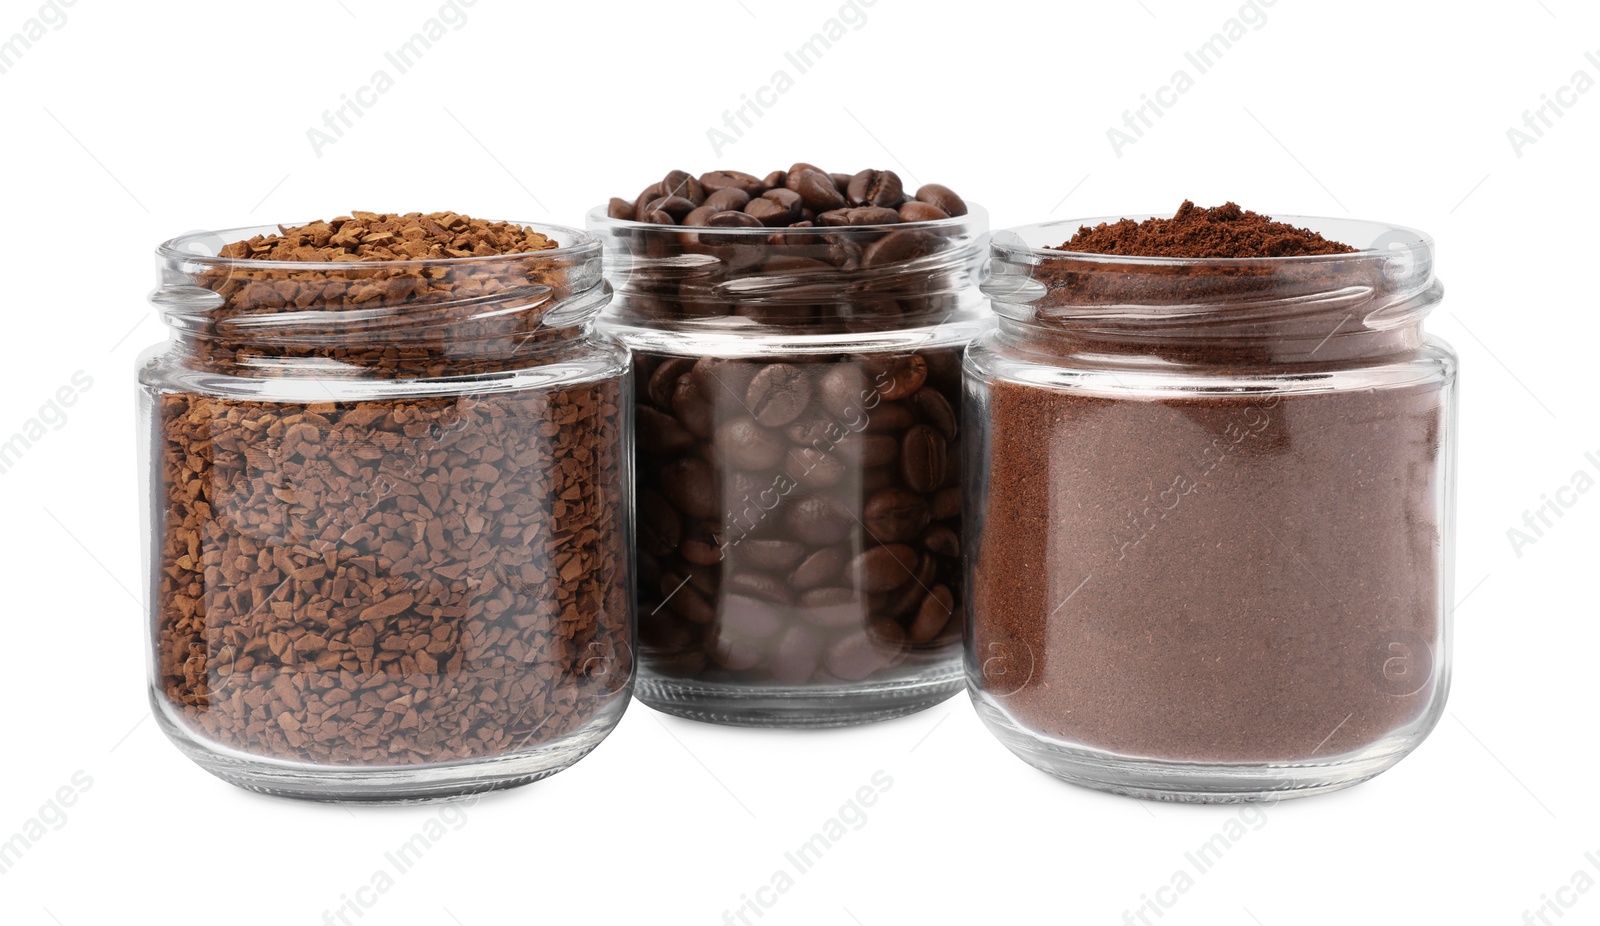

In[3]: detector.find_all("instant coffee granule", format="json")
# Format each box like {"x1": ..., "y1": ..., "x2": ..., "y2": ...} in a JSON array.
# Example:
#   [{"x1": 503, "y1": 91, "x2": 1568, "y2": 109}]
[
  {"x1": 971, "y1": 204, "x2": 1444, "y2": 763},
  {"x1": 154, "y1": 213, "x2": 630, "y2": 766}
]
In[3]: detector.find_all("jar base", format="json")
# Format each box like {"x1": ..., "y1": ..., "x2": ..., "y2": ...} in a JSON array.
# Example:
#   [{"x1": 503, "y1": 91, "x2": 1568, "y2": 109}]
[
  {"x1": 152, "y1": 688, "x2": 630, "y2": 804},
  {"x1": 970, "y1": 689, "x2": 1426, "y2": 803},
  {"x1": 636, "y1": 665, "x2": 963, "y2": 728}
]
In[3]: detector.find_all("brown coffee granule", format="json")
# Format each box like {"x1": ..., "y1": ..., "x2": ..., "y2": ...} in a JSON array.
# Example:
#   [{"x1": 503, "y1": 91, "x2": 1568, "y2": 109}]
[
  {"x1": 1056, "y1": 201, "x2": 1356, "y2": 258},
  {"x1": 153, "y1": 215, "x2": 630, "y2": 768}
]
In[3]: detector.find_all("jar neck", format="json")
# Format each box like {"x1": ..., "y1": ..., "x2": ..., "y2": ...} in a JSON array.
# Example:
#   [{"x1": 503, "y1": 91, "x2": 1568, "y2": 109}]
[
  {"x1": 591, "y1": 206, "x2": 988, "y2": 335},
  {"x1": 983, "y1": 220, "x2": 1441, "y2": 369},
  {"x1": 151, "y1": 224, "x2": 607, "y2": 378}
]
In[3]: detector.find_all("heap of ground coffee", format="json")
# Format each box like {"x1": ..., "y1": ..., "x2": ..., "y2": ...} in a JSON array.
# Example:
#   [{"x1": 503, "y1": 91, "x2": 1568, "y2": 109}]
[
  {"x1": 968, "y1": 206, "x2": 1454, "y2": 795},
  {"x1": 148, "y1": 213, "x2": 631, "y2": 779}
]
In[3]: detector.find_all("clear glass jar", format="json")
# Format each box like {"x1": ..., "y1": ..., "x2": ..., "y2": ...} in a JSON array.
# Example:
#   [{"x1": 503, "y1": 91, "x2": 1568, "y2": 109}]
[
  {"x1": 139, "y1": 223, "x2": 634, "y2": 801},
  {"x1": 590, "y1": 206, "x2": 989, "y2": 726},
  {"x1": 967, "y1": 216, "x2": 1456, "y2": 800}
]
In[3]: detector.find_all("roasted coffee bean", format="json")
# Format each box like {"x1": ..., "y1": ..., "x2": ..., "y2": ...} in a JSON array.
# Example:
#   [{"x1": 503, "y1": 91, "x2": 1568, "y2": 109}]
[
  {"x1": 863, "y1": 488, "x2": 931, "y2": 543},
  {"x1": 770, "y1": 625, "x2": 824, "y2": 684},
  {"x1": 817, "y1": 364, "x2": 871, "y2": 418},
  {"x1": 693, "y1": 357, "x2": 761, "y2": 406},
  {"x1": 638, "y1": 490, "x2": 683, "y2": 556},
  {"x1": 901, "y1": 424, "x2": 947, "y2": 493},
  {"x1": 642, "y1": 209, "x2": 677, "y2": 225},
  {"x1": 633, "y1": 182, "x2": 664, "y2": 217},
  {"x1": 681, "y1": 521, "x2": 727, "y2": 566},
  {"x1": 683, "y1": 206, "x2": 718, "y2": 227},
  {"x1": 726, "y1": 572, "x2": 792, "y2": 606},
  {"x1": 648, "y1": 357, "x2": 695, "y2": 408},
  {"x1": 862, "y1": 353, "x2": 928, "y2": 400},
  {"x1": 784, "y1": 415, "x2": 847, "y2": 447},
  {"x1": 721, "y1": 595, "x2": 785, "y2": 638},
  {"x1": 845, "y1": 544, "x2": 919, "y2": 593},
  {"x1": 700, "y1": 169, "x2": 765, "y2": 195},
  {"x1": 797, "y1": 587, "x2": 869, "y2": 629},
  {"x1": 908, "y1": 585, "x2": 954, "y2": 643},
  {"x1": 847, "y1": 169, "x2": 905, "y2": 208},
  {"x1": 792, "y1": 168, "x2": 848, "y2": 212},
  {"x1": 647, "y1": 195, "x2": 698, "y2": 222},
  {"x1": 835, "y1": 432, "x2": 899, "y2": 467},
  {"x1": 761, "y1": 169, "x2": 787, "y2": 190},
  {"x1": 735, "y1": 539, "x2": 807, "y2": 572},
  {"x1": 784, "y1": 494, "x2": 854, "y2": 546},
  {"x1": 791, "y1": 546, "x2": 848, "y2": 591},
  {"x1": 638, "y1": 405, "x2": 695, "y2": 455},
  {"x1": 663, "y1": 574, "x2": 717, "y2": 624},
  {"x1": 660, "y1": 457, "x2": 719, "y2": 519},
  {"x1": 899, "y1": 201, "x2": 950, "y2": 223},
  {"x1": 920, "y1": 523, "x2": 960, "y2": 558},
  {"x1": 817, "y1": 206, "x2": 901, "y2": 227},
  {"x1": 671, "y1": 375, "x2": 717, "y2": 438},
  {"x1": 914, "y1": 183, "x2": 967, "y2": 217},
  {"x1": 930, "y1": 485, "x2": 962, "y2": 521},
  {"x1": 607, "y1": 197, "x2": 635, "y2": 220},
  {"x1": 661, "y1": 169, "x2": 705, "y2": 204},
  {"x1": 825, "y1": 629, "x2": 893, "y2": 680},
  {"x1": 746, "y1": 363, "x2": 812, "y2": 426},
  {"x1": 717, "y1": 416, "x2": 787, "y2": 470},
  {"x1": 784, "y1": 446, "x2": 846, "y2": 489},
  {"x1": 863, "y1": 229, "x2": 934, "y2": 268},
  {"x1": 704, "y1": 188, "x2": 751, "y2": 212},
  {"x1": 745, "y1": 196, "x2": 794, "y2": 227},
  {"x1": 910, "y1": 386, "x2": 957, "y2": 439},
  {"x1": 706, "y1": 210, "x2": 764, "y2": 228},
  {"x1": 828, "y1": 172, "x2": 854, "y2": 192},
  {"x1": 862, "y1": 401, "x2": 915, "y2": 432},
  {"x1": 709, "y1": 633, "x2": 763, "y2": 670}
]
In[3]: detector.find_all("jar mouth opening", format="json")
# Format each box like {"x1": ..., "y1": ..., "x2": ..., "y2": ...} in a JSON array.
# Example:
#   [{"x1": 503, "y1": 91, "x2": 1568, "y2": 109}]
[
  {"x1": 585, "y1": 203, "x2": 989, "y2": 237},
  {"x1": 156, "y1": 220, "x2": 602, "y2": 269},
  {"x1": 991, "y1": 214, "x2": 1433, "y2": 267}
]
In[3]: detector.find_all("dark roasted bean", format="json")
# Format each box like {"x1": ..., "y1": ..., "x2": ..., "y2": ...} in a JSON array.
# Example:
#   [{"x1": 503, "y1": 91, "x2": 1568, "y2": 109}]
[
  {"x1": 607, "y1": 197, "x2": 635, "y2": 220},
  {"x1": 913, "y1": 183, "x2": 967, "y2": 217},
  {"x1": 700, "y1": 169, "x2": 765, "y2": 195},
  {"x1": 703, "y1": 188, "x2": 751, "y2": 212},
  {"x1": 792, "y1": 168, "x2": 848, "y2": 212},
  {"x1": 847, "y1": 169, "x2": 905, "y2": 208},
  {"x1": 817, "y1": 206, "x2": 901, "y2": 227},
  {"x1": 900, "y1": 424, "x2": 946, "y2": 493},
  {"x1": 899, "y1": 201, "x2": 950, "y2": 223},
  {"x1": 745, "y1": 363, "x2": 813, "y2": 427}
]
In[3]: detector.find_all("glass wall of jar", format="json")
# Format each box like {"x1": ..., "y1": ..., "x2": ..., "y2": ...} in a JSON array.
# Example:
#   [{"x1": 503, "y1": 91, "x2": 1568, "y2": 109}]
[
  {"x1": 966, "y1": 217, "x2": 1456, "y2": 800},
  {"x1": 140, "y1": 223, "x2": 633, "y2": 801},
  {"x1": 590, "y1": 206, "x2": 989, "y2": 726}
]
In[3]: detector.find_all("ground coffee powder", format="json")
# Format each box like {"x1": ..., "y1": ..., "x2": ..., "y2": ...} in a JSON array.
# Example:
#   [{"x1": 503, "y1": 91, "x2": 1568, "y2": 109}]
[
  {"x1": 152, "y1": 213, "x2": 630, "y2": 767},
  {"x1": 970, "y1": 205, "x2": 1448, "y2": 765}
]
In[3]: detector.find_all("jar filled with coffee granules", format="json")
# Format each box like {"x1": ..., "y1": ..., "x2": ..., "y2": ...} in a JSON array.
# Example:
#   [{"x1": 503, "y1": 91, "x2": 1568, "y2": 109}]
[
  {"x1": 140, "y1": 214, "x2": 633, "y2": 800},
  {"x1": 967, "y1": 206, "x2": 1456, "y2": 800},
  {"x1": 591, "y1": 167, "x2": 987, "y2": 726}
]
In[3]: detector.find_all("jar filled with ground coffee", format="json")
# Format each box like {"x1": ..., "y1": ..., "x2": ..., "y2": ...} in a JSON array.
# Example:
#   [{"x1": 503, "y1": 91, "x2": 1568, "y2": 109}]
[
  {"x1": 591, "y1": 167, "x2": 987, "y2": 726},
  {"x1": 967, "y1": 205, "x2": 1456, "y2": 800},
  {"x1": 140, "y1": 214, "x2": 633, "y2": 801}
]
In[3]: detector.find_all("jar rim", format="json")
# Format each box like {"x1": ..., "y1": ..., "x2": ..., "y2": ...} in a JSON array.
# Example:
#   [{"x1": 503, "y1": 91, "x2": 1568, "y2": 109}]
[
  {"x1": 990, "y1": 214, "x2": 1433, "y2": 267},
  {"x1": 585, "y1": 202, "x2": 989, "y2": 236},
  {"x1": 156, "y1": 220, "x2": 602, "y2": 269}
]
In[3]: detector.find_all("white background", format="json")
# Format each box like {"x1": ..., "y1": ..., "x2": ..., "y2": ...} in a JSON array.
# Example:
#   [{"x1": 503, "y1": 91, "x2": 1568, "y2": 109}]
[{"x1": 1, "y1": 1, "x2": 1595, "y2": 923}]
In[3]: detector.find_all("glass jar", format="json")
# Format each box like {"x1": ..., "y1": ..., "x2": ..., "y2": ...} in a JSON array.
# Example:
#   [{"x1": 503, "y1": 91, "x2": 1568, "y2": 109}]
[
  {"x1": 140, "y1": 223, "x2": 633, "y2": 801},
  {"x1": 967, "y1": 216, "x2": 1456, "y2": 800},
  {"x1": 590, "y1": 206, "x2": 989, "y2": 726}
]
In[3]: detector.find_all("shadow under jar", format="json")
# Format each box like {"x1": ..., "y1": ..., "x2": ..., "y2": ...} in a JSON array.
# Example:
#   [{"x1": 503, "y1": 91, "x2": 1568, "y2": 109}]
[
  {"x1": 966, "y1": 217, "x2": 1457, "y2": 801},
  {"x1": 139, "y1": 223, "x2": 633, "y2": 801},
  {"x1": 590, "y1": 205, "x2": 989, "y2": 726}
]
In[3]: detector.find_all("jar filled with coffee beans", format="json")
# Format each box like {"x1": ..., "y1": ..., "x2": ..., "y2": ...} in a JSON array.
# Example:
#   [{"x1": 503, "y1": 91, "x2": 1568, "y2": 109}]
[
  {"x1": 140, "y1": 215, "x2": 633, "y2": 800},
  {"x1": 591, "y1": 166, "x2": 987, "y2": 726}
]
